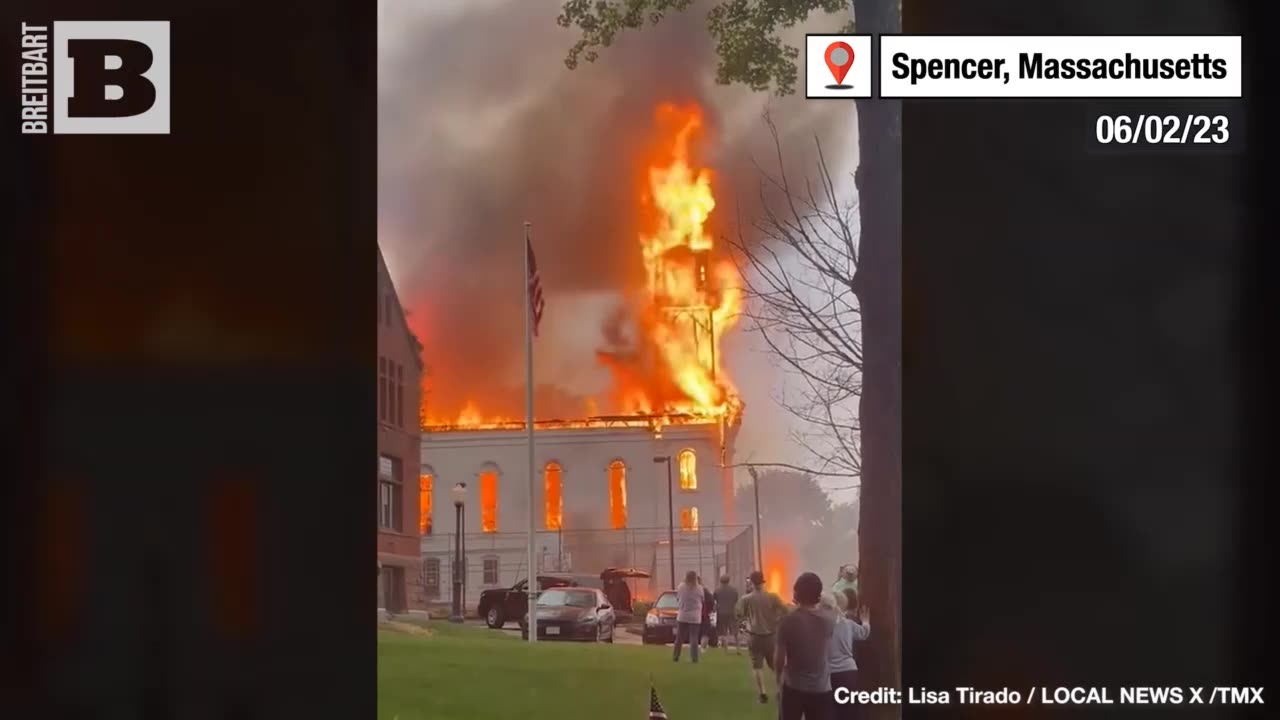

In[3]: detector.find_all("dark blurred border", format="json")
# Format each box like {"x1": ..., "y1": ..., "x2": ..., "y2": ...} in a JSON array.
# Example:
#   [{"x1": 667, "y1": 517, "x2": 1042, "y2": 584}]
[
  {"x1": 2, "y1": 1, "x2": 376, "y2": 717},
  {"x1": 902, "y1": 0, "x2": 1270, "y2": 717}
]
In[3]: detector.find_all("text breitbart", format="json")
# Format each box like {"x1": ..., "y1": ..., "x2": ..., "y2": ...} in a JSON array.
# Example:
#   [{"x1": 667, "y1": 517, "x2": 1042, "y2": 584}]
[
  {"x1": 19, "y1": 22, "x2": 49, "y2": 133},
  {"x1": 891, "y1": 52, "x2": 1229, "y2": 85}
]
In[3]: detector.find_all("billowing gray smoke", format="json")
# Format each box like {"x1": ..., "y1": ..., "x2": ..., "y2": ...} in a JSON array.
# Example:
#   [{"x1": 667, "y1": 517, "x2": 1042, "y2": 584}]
[{"x1": 379, "y1": 0, "x2": 854, "y2": 420}]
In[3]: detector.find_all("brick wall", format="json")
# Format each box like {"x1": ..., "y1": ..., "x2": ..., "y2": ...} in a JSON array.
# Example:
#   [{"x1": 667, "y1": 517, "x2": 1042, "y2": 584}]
[{"x1": 377, "y1": 251, "x2": 423, "y2": 612}]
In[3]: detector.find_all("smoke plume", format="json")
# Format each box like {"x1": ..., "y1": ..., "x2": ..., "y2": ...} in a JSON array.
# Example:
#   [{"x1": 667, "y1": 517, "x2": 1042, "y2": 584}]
[{"x1": 379, "y1": 0, "x2": 855, "y2": 421}]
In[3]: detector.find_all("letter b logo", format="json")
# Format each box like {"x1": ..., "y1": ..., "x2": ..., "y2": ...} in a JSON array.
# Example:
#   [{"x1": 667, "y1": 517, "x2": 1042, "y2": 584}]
[{"x1": 53, "y1": 21, "x2": 169, "y2": 134}]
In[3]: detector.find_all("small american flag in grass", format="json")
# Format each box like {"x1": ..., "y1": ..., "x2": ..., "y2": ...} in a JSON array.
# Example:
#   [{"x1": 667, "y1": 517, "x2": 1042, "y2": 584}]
[{"x1": 649, "y1": 682, "x2": 668, "y2": 720}]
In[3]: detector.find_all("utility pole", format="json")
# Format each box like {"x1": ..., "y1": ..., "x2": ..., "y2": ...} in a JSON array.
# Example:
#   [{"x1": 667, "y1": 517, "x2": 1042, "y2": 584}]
[{"x1": 748, "y1": 466, "x2": 763, "y2": 572}]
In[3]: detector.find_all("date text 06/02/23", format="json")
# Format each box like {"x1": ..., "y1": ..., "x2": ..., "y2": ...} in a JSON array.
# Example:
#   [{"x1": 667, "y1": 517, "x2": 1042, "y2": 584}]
[{"x1": 1096, "y1": 114, "x2": 1229, "y2": 145}]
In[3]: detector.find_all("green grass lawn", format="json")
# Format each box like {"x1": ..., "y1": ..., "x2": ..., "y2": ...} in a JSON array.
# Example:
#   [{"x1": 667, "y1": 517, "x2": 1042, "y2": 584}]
[{"x1": 378, "y1": 622, "x2": 778, "y2": 720}]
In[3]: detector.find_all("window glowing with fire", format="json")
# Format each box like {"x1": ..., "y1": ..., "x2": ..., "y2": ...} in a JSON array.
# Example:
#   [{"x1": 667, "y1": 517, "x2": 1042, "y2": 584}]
[
  {"x1": 608, "y1": 460, "x2": 627, "y2": 529},
  {"x1": 677, "y1": 449, "x2": 697, "y2": 490},
  {"x1": 478, "y1": 467, "x2": 498, "y2": 533},
  {"x1": 543, "y1": 462, "x2": 563, "y2": 530},
  {"x1": 418, "y1": 470, "x2": 432, "y2": 535},
  {"x1": 680, "y1": 506, "x2": 699, "y2": 531}
]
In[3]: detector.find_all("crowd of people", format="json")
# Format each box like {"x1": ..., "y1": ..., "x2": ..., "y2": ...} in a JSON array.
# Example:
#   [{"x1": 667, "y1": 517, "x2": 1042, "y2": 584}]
[{"x1": 667, "y1": 564, "x2": 868, "y2": 720}]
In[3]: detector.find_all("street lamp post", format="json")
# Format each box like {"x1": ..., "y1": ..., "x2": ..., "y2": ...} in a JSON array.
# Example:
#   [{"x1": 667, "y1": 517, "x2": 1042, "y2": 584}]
[
  {"x1": 653, "y1": 456, "x2": 675, "y2": 589},
  {"x1": 449, "y1": 482, "x2": 467, "y2": 623}
]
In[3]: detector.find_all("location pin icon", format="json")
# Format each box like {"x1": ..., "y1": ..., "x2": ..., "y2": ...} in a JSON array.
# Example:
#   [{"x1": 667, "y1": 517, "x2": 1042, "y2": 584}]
[{"x1": 824, "y1": 42, "x2": 854, "y2": 85}]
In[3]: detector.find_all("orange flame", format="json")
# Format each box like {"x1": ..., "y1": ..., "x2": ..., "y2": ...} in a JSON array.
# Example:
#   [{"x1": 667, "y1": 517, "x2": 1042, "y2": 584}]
[
  {"x1": 636, "y1": 103, "x2": 741, "y2": 418},
  {"x1": 762, "y1": 543, "x2": 794, "y2": 598},
  {"x1": 422, "y1": 102, "x2": 741, "y2": 432},
  {"x1": 421, "y1": 412, "x2": 720, "y2": 433}
]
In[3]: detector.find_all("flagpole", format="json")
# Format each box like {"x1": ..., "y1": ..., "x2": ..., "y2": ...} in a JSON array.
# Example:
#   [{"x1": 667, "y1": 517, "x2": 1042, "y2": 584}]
[{"x1": 524, "y1": 220, "x2": 537, "y2": 645}]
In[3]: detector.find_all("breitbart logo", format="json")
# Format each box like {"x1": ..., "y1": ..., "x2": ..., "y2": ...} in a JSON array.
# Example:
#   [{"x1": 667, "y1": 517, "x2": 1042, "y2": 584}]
[{"x1": 19, "y1": 21, "x2": 170, "y2": 134}]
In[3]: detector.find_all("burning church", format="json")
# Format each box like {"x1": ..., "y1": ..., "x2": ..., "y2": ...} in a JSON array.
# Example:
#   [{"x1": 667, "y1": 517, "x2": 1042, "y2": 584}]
[{"x1": 415, "y1": 105, "x2": 758, "y2": 611}]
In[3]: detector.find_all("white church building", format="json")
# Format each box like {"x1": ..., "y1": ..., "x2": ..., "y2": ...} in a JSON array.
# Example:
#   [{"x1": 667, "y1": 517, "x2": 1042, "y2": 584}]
[{"x1": 417, "y1": 418, "x2": 754, "y2": 612}]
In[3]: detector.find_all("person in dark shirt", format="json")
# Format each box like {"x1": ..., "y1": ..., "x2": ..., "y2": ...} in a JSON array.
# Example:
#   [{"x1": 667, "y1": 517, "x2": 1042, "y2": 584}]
[
  {"x1": 713, "y1": 574, "x2": 740, "y2": 652},
  {"x1": 604, "y1": 575, "x2": 632, "y2": 616},
  {"x1": 699, "y1": 578, "x2": 717, "y2": 648},
  {"x1": 774, "y1": 572, "x2": 836, "y2": 720}
]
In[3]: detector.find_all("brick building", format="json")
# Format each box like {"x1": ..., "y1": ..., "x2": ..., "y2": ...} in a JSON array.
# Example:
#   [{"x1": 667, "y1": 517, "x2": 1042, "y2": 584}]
[{"x1": 376, "y1": 249, "x2": 425, "y2": 614}]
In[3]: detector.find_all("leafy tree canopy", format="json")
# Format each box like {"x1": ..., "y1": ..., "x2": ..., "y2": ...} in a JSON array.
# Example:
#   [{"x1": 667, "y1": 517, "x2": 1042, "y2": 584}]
[
  {"x1": 557, "y1": 0, "x2": 854, "y2": 95},
  {"x1": 734, "y1": 470, "x2": 832, "y2": 530}
]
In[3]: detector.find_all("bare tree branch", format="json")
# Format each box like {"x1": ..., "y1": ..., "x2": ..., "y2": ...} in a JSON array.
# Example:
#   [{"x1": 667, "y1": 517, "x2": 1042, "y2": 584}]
[
  {"x1": 727, "y1": 110, "x2": 863, "y2": 490},
  {"x1": 726, "y1": 462, "x2": 859, "y2": 479}
]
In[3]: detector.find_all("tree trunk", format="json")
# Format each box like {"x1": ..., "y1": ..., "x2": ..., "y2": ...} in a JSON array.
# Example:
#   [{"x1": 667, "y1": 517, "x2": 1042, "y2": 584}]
[{"x1": 851, "y1": 0, "x2": 902, "y2": 715}]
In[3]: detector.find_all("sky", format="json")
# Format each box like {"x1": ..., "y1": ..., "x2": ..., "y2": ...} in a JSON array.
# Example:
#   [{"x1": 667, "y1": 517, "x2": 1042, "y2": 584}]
[{"x1": 377, "y1": 0, "x2": 861, "y2": 504}]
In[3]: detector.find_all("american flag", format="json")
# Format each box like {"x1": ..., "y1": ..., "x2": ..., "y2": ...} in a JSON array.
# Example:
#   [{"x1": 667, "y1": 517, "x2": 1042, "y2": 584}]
[
  {"x1": 526, "y1": 235, "x2": 545, "y2": 337},
  {"x1": 648, "y1": 683, "x2": 668, "y2": 720}
]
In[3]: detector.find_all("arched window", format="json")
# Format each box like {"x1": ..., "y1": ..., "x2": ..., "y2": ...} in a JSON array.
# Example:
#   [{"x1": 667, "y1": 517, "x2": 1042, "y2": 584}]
[
  {"x1": 423, "y1": 557, "x2": 440, "y2": 598},
  {"x1": 478, "y1": 464, "x2": 498, "y2": 532},
  {"x1": 418, "y1": 467, "x2": 433, "y2": 536},
  {"x1": 680, "y1": 506, "x2": 700, "y2": 531},
  {"x1": 677, "y1": 449, "x2": 697, "y2": 490},
  {"x1": 543, "y1": 462, "x2": 563, "y2": 530},
  {"x1": 607, "y1": 459, "x2": 627, "y2": 529}
]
